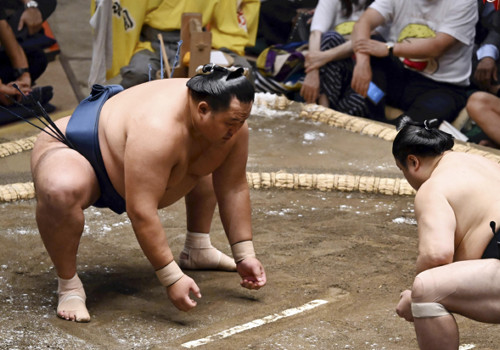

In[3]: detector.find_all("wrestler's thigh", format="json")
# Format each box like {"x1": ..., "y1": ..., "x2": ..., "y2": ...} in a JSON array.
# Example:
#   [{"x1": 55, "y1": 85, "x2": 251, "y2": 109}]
[
  {"x1": 31, "y1": 116, "x2": 71, "y2": 169},
  {"x1": 428, "y1": 259, "x2": 500, "y2": 323},
  {"x1": 32, "y1": 146, "x2": 100, "y2": 209}
]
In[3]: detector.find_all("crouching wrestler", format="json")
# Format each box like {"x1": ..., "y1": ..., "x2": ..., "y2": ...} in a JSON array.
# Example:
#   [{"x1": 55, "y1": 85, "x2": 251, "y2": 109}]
[
  {"x1": 392, "y1": 116, "x2": 500, "y2": 350},
  {"x1": 30, "y1": 64, "x2": 266, "y2": 322}
]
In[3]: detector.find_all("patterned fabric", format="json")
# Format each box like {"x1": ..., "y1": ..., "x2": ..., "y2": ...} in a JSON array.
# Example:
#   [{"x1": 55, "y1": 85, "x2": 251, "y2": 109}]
[
  {"x1": 255, "y1": 41, "x2": 306, "y2": 93},
  {"x1": 319, "y1": 31, "x2": 368, "y2": 117}
]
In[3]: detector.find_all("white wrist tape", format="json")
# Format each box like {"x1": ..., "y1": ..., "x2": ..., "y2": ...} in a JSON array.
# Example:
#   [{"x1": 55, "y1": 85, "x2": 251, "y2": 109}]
[
  {"x1": 411, "y1": 302, "x2": 451, "y2": 318},
  {"x1": 231, "y1": 240, "x2": 256, "y2": 263},
  {"x1": 156, "y1": 261, "x2": 184, "y2": 287}
]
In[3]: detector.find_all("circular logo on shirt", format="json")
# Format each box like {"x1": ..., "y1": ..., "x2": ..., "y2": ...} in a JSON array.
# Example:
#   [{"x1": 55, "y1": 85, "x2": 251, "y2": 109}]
[{"x1": 398, "y1": 24, "x2": 438, "y2": 75}]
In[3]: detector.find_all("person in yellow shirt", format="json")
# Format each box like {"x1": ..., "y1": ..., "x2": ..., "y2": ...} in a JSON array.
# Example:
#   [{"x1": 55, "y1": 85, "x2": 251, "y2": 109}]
[
  {"x1": 209, "y1": 0, "x2": 260, "y2": 57},
  {"x1": 92, "y1": 0, "x2": 259, "y2": 87}
]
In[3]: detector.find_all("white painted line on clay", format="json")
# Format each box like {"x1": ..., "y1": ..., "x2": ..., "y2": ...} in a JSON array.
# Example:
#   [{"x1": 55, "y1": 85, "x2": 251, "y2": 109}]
[
  {"x1": 181, "y1": 299, "x2": 329, "y2": 348},
  {"x1": 459, "y1": 344, "x2": 476, "y2": 350}
]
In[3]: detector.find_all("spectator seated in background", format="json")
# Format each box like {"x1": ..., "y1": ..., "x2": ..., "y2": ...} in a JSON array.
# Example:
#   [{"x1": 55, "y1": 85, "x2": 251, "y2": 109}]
[
  {"x1": 247, "y1": 0, "x2": 318, "y2": 56},
  {"x1": 1, "y1": 0, "x2": 57, "y2": 86},
  {"x1": 92, "y1": 0, "x2": 260, "y2": 89},
  {"x1": 251, "y1": 2, "x2": 317, "y2": 98},
  {"x1": 300, "y1": 0, "x2": 381, "y2": 117},
  {"x1": 351, "y1": 0, "x2": 477, "y2": 125},
  {"x1": 0, "y1": 2, "x2": 56, "y2": 125},
  {"x1": 471, "y1": 0, "x2": 500, "y2": 95},
  {"x1": 464, "y1": 1, "x2": 500, "y2": 148},
  {"x1": 466, "y1": 92, "x2": 500, "y2": 148}
]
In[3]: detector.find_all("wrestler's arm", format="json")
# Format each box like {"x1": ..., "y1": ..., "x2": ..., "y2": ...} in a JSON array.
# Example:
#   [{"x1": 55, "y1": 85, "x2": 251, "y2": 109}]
[
  {"x1": 124, "y1": 126, "x2": 175, "y2": 268},
  {"x1": 212, "y1": 123, "x2": 266, "y2": 290},
  {"x1": 395, "y1": 184, "x2": 455, "y2": 322},
  {"x1": 414, "y1": 183, "x2": 456, "y2": 274},
  {"x1": 124, "y1": 119, "x2": 201, "y2": 311}
]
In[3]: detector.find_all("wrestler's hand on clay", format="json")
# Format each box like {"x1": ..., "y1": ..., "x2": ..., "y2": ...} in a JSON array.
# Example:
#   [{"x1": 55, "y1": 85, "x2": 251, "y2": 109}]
[
  {"x1": 166, "y1": 275, "x2": 202, "y2": 312},
  {"x1": 396, "y1": 289, "x2": 414, "y2": 322},
  {"x1": 237, "y1": 257, "x2": 267, "y2": 290}
]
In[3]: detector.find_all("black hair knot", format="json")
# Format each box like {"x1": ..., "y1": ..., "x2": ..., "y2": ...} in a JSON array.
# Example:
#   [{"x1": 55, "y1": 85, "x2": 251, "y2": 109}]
[{"x1": 423, "y1": 119, "x2": 439, "y2": 131}]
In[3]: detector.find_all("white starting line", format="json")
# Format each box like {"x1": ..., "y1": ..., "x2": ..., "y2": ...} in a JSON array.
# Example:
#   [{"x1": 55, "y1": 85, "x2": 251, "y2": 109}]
[
  {"x1": 181, "y1": 299, "x2": 329, "y2": 348},
  {"x1": 459, "y1": 345, "x2": 476, "y2": 350}
]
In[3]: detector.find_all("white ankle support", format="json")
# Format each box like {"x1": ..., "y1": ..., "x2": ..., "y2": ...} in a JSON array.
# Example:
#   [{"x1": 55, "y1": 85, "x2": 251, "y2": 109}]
[
  {"x1": 184, "y1": 231, "x2": 213, "y2": 249},
  {"x1": 156, "y1": 261, "x2": 184, "y2": 287},
  {"x1": 57, "y1": 273, "x2": 90, "y2": 322},
  {"x1": 231, "y1": 240, "x2": 256, "y2": 263},
  {"x1": 411, "y1": 302, "x2": 451, "y2": 318},
  {"x1": 57, "y1": 273, "x2": 84, "y2": 294}
]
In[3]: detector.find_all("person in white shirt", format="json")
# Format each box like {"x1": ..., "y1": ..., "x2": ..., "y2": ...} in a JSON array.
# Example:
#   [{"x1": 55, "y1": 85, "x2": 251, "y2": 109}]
[
  {"x1": 351, "y1": 0, "x2": 477, "y2": 123},
  {"x1": 300, "y1": 0, "x2": 376, "y2": 117},
  {"x1": 472, "y1": 0, "x2": 500, "y2": 94}
]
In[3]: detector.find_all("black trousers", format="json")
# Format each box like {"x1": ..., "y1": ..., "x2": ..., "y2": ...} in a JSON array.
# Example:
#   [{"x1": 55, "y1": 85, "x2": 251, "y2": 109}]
[{"x1": 367, "y1": 55, "x2": 469, "y2": 124}]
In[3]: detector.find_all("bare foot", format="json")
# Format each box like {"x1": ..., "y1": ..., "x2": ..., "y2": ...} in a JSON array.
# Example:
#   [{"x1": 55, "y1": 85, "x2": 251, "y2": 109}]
[
  {"x1": 179, "y1": 247, "x2": 236, "y2": 271},
  {"x1": 57, "y1": 274, "x2": 90, "y2": 322}
]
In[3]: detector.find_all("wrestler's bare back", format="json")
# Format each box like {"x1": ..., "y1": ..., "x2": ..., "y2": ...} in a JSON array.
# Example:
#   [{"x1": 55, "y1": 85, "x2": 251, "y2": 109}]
[
  {"x1": 32, "y1": 79, "x2": 251, "y2": 209},
  {"x1": 419, "y1": 151, "x2": 500, "y2": 260}
]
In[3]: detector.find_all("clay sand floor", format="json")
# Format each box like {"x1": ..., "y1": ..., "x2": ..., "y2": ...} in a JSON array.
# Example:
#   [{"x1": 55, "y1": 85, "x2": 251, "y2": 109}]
[{"x1": 0, "y1": 101, "x2": 499, "y2": 350}]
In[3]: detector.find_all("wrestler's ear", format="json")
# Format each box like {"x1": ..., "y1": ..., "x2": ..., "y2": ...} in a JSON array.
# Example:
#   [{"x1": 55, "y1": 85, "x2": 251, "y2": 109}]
[
  {"x1": 197, "y1": 101, "x2": 210, "y2": 118},
  {"x1": 407, "y1": 155, "x2": 420, "y2": 170}
]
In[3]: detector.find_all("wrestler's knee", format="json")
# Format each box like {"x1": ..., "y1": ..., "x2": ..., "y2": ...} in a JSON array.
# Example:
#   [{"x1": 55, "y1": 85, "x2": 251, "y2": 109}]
[
  {"x1": 410, "y1": 269, "x2": 451, "y2": 302},
  {"x1": 411, "y1": 274, "x2": 426, "y2": 301},
  {"x1": 186, "y1": 175, "x2": 216, "y2": 204},
  {"x1": 411, "y1": 272, "x2": 452, "y2": 318},
  {"x1": 411, "y1": 267, "x2": 457, "y2": 304},
  {"x1": 193, "y1": 175, "x2": 214, "y2": 196},
  {"x1": 35, "y1": 174, "x2": 88, "y2": 210}
]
